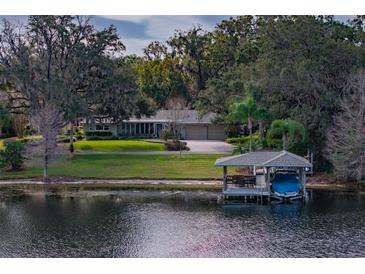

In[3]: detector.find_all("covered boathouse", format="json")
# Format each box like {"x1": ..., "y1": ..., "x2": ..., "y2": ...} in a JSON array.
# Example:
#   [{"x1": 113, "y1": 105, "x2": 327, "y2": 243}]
[{"x1": 215, "y1": 150, "x2": 312, "y2": 203}]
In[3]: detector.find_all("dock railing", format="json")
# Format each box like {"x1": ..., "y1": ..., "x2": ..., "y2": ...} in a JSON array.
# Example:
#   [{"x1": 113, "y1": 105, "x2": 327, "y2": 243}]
[
  {"x1": 223, "y1": 175, "x2": 270, "y2": 199},
  {"x1": 226, "y1": 175, "x2": 256, "y2": 188}
]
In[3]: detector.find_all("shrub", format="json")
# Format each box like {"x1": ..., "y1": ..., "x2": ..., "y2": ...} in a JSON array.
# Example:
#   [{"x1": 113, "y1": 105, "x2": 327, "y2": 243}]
[
  {"x1": 226, "y1": 134, "x2": 259, "y2": 144},
  {"x1": 75, "y1": 127, "x2": 84, "y2": 140},
  {"x1": 85, "y1": 135, "x2": 118, "y2": 140},
  {"x1": 85, "y1": 131, "x2": 117, "y2": 140},
  {"x1": 164, "y1": 140, "x2": 189, "y2": 151},
  {"x1": 0, "y1": 141, "x2": 26, "y2": 170},
  {"x1": 233, "y1": 140, "x2": 261, "y2": 154},
  {"x1": 85, "y1": 131, "x2": 113, "y2": 137},
  {"x1": 161, "y1": 128, "x2": 172, "y2": 141},
  {"x1": 24, "y1": 126, "x2": 37, "y2": 136},
  {"x1": 2, "y1": 137, "x2": 19, "y2": 146}
]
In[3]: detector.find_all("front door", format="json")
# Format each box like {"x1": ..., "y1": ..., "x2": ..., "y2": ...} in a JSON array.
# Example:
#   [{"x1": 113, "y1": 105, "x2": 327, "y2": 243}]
[{"x1": 156, "y1": 123, "x2": 163, "y2": 138}]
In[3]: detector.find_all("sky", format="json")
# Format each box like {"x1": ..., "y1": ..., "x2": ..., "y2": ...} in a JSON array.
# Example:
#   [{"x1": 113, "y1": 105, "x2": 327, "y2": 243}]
[
  {"x1": 91, "y1": 16, "x2": 230, "y2": 55},
  {"x1": 1, "y1": 15, "x2": 352, "y2": 56},
  {"x1": 0, "y1": 15, "x2": 231, "y2": 55}
]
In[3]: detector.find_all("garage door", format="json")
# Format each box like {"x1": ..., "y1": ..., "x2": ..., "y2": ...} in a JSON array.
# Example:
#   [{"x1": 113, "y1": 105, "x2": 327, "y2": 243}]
[
  {"x1": 207, "y1": 125, "x2": 226, "y2": 140},
  {"x1": 185, "y1": 125, "x2": 207, "y2": 140}
]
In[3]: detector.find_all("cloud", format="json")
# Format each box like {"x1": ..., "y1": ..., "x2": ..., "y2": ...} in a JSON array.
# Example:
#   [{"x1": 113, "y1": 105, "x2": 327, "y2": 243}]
[
  {"x1": 98, "y1": 15, "x2": 151, "y2": 24},
  {"x1": 122, "y1": 37, "x2": 154, "y2": 55},
  {"x1": 144, "y1": 16, "x2": 211, "y2": 39},
  {"x1": 99, "y1": 15, "x2": 219, "y2": 39},
  {"x1": 98, "y1": 15, "x2": 223, "y2": 55}
]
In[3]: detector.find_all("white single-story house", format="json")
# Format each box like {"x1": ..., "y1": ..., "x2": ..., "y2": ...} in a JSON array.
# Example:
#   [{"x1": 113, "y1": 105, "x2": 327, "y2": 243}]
[{"x1": 85, "y1": 110, "x2": 227, "y2": 140}]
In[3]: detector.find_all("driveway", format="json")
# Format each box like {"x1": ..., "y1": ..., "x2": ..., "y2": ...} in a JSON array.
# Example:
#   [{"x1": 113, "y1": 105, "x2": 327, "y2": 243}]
[{"x1": 185, "y1": 140, "x2": 234, "y2": 154}]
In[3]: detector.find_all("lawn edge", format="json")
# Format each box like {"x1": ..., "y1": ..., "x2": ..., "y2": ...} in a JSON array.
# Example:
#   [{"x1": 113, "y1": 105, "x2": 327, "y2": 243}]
[{"x1": 0, "y1": 178, "x2": 362, "y2": 192}]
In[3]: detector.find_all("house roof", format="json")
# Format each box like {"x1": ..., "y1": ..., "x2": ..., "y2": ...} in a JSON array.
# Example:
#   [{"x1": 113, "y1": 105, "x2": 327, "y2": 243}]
[
  {"x1": 215, "y1": 150, "x2": 312, "y2": 168},
  {"x1": 126, "y1": 110, "x2": 217, "y2": 124}
]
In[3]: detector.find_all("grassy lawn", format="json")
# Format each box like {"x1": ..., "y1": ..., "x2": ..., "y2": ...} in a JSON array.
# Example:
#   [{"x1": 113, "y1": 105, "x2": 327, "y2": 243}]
[
  {"x1": 73, "y1": 139, "x2": 165, "y2": 152},
  {"x1": 0, "y1": 154, "x2": 229, "y2": 180}
]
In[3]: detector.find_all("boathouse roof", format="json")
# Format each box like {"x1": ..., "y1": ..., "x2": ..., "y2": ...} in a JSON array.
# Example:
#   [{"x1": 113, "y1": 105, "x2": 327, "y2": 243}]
[{"x1": 215, "y1": 150, "x2": 312, "y2": 168}]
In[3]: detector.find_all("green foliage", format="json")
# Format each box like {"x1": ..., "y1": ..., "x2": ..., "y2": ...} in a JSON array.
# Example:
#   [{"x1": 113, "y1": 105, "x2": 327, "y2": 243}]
[
  {"x1": 228, "y1": 96, "x2": 257, "y2": 124},
  {"x1": 268, "y1": 119, "x2": 306, "y2": 152},
  {"x1": 0, "y1": 16, "x2": 156, "y2": 131},
  {"x1": 226, "y1": 134, "x2": 259, "y2": 144},
  {"x1": 138, "y1": 57, "x2": 189, "y2": 107},
  {"x1": 2, "y1": 15, "x2": 365, "y2": 173},
  {"x1": 85, "y1": 131, "x2": 116, "y2": 140},
  {"x1": 227, "y1": 93, "x2": 270, "y2": 151},
  {"x1": 75, "y1": 128, "x2": 84, "y2": 141},
  {"x1": 85, "y1": 131, "x2": 113, "y2": 137},
  {"x1": 233, "y1": 140, "x2": 260, "y2": 154},
  {"x1": 0, "y1": 141, "x2": 26, "y2": 170},
  {"x1": 160, "y1": 128, "x2": 172, "y2": 141}
]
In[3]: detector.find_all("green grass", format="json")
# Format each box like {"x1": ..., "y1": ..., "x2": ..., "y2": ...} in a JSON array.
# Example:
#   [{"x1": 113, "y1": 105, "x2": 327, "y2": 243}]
[
  {"x1": 0, "y1": 154, "x2": 228, "y2": 179},
  {"x1": 74, "y1": 140, "x2": 165, "y2": 152}
]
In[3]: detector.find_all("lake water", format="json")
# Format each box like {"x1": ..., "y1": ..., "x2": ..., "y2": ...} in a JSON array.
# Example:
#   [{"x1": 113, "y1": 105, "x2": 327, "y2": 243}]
[{"x1": 0, "y1": 188, "x2": 364, "y2": 258}]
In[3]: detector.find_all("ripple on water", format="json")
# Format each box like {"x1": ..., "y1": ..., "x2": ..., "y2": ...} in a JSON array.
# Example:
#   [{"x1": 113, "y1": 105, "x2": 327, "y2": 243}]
[{"x1": 0, "y1": 189, "x2": 364, "y2": 258}]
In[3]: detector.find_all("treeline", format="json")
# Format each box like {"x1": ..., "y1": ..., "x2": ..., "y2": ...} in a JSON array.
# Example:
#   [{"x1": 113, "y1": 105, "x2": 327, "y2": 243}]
[
  {"x1": 138, "y1": 15, "x2": 365, "y2": 175},
  {"x1": 1, "y1": 15, "x2": 365, "y2": 178}
]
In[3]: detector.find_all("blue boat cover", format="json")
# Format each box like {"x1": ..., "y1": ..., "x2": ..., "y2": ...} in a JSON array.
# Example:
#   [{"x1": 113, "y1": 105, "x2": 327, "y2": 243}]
[{"x1": 271, "y1": 173, "x2": 301, "y2": 194}]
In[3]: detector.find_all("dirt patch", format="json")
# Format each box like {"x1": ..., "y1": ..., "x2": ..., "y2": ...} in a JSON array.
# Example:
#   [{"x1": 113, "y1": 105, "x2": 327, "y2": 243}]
[{"x1": 307, "y1": 174, "x2": 359, "y2": 190}]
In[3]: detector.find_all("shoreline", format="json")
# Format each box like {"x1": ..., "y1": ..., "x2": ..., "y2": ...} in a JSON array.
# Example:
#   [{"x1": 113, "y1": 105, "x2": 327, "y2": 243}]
[{"x1": 0, "y1": 177, "x2": 362, "y2": 192}]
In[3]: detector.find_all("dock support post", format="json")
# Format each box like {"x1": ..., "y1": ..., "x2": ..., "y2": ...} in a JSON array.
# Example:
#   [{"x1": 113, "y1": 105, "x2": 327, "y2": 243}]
[
  {"x1": 265, "y1": 167, "x2": 271, "y2": 203},
  {"x1": 223, "y1": 166, "x2": 227, "y2": 191},
  {"x1": 299, "y1": 167, "x2": 307, "y2": 202}
]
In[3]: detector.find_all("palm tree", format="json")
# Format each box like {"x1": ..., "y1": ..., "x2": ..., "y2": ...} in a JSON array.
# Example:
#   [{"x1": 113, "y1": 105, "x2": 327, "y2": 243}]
[
  {"x1": 229, "y1": 96, "x2": 258, "y2": 152},
  {"x1": 269, "y1": 119, "x2": 305, "y2": 150},
  {"x1": 255, "y1": 107, "x2": 271, "y2": 141}
]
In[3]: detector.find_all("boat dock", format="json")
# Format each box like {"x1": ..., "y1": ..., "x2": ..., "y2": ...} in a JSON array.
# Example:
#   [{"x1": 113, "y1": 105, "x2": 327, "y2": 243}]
[{"x1": 215, "y1": 150, "x2": 312, "y2": 203}]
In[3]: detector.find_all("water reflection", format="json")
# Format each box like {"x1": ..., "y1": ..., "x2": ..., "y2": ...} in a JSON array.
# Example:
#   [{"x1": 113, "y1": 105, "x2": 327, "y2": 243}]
[{"x1": 0, "y1": 189, "x2": 364, "y2": 258}]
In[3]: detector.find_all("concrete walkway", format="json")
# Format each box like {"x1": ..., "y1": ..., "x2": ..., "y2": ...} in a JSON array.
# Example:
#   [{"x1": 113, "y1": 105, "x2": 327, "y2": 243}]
[
  {"x1": 75, "y1": 140, "x2": 234, "y2": 155},
  {"x1": 185, "y1": 140, "x2": 234, "y2": 154}
]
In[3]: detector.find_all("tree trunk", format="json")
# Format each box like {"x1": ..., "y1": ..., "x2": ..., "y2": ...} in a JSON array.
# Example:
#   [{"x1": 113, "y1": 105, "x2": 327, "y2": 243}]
[
  {"x1": 69, "y1": 121, "x2": 74, "y2": 157},
  {"x1": 282, "y1": 134, "x2": 287, "y2": 150},
  {"x1": 248, "y1": 117, "x2": 252, "y2": 152},
  {"x1": 258, "y1": 120, "x2": 263, "y2": 140},
  {"x1": 43, "y1": 151, "x2": 48, "y2": 182}
]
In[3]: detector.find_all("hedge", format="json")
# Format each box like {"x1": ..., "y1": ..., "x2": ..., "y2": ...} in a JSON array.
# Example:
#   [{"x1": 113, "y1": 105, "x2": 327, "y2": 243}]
[
  {"x1": 85, "y1": 131, "x2": 113, "y2": 137},
  {"x1": 225, "y1": 134, "x2": 259, "y2": 144}
]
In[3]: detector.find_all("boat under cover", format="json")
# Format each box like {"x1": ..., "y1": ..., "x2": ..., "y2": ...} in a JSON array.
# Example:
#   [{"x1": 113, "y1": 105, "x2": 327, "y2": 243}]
[{"x1": 271, "y1": 173, "x2": 301, "y2": 198}]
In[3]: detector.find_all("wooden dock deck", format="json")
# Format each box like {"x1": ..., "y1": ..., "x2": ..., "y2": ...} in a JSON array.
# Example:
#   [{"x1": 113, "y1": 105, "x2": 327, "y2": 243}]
[{"x1": 223, "y1": 187, "x2": 270, "y2": 197}]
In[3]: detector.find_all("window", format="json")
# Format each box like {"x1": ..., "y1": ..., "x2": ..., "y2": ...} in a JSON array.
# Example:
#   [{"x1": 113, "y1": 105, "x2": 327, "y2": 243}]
[
  {"x1": 95, "y1": 125, "x2": 110, "y2": 131},
  {"x1": 136, "y1": 123, "x2": 140, "y2": 135},
  {"x1": 121, "y1": 123, "x2": 126, "y2": 135}
]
